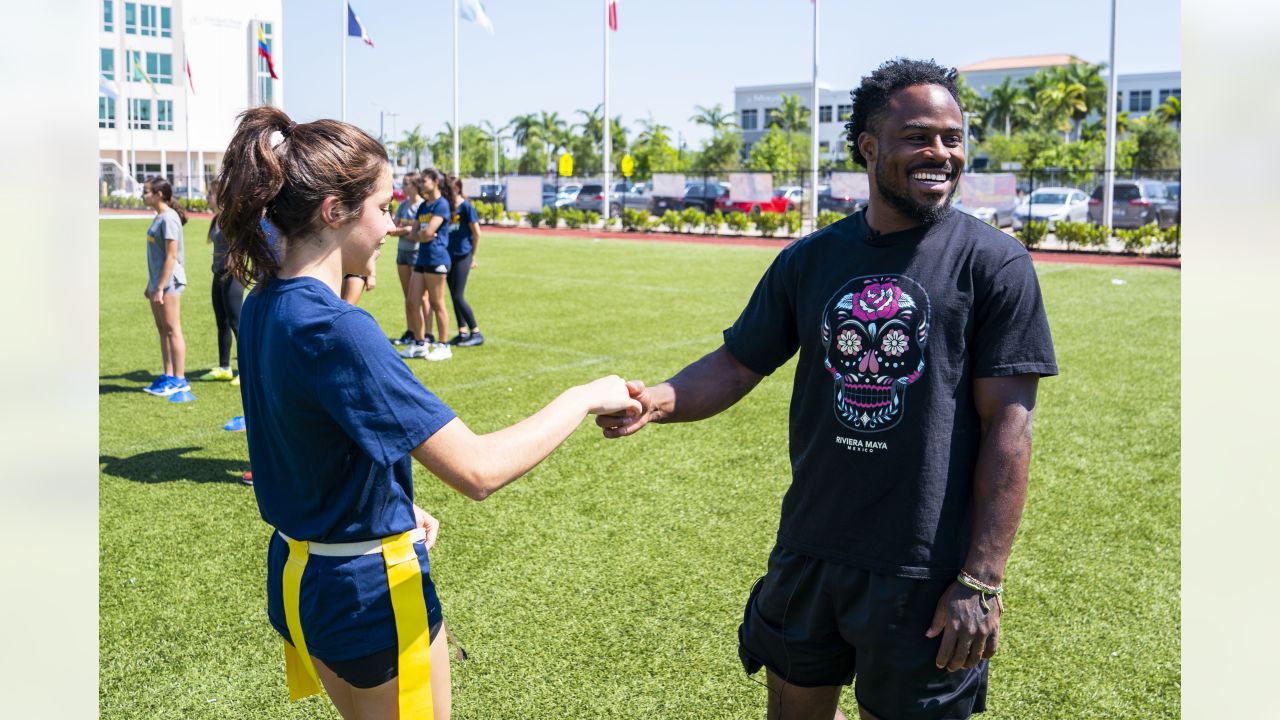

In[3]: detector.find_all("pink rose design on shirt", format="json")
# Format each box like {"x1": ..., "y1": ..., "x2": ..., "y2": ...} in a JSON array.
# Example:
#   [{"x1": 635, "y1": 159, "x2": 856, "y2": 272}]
[{"x1": 849, "y1": 282, "x2": 902, "y2": 322}]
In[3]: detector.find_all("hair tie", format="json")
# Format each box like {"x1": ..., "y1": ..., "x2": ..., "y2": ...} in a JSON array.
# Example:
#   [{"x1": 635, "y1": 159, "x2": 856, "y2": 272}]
[{"x1": 282, "y1": 122, "x2": 296, "y2": 138}]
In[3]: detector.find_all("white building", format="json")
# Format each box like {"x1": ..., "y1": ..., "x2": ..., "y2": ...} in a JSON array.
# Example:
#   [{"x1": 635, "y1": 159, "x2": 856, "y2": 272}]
[
  {"x1": 734, "y1": 82, "x2": 849, "y2": 163},
  {"x1": 733, "y1": 55, "x2": 1180, "y2": 163},
  {"x1": 98, "y1": 0, "x2": 284, "y2": 194}
]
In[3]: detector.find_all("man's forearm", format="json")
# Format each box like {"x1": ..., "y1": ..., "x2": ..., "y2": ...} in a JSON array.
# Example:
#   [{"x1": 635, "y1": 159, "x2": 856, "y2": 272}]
[
  {"x1": 963, "y1": 407, "x2": 1033, "y2": 584},
  {"x1": 651, "y1": 345, "x2": 763, "y2": 425}
]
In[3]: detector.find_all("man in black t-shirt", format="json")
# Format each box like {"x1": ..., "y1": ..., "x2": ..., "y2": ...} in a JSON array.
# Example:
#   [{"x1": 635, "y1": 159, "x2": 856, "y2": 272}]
[{"x1": 598, "y1": 59, "x2": 1056, "y2": 720}]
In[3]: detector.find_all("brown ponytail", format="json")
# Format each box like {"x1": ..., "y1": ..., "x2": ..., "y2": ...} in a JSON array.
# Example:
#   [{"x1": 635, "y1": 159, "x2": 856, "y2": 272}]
[
  {"x1": 213, "y1": 106, "x2": 388, "y2": 286},
  {"x1": 422, "y1": 168, "x2": 458, "y2": 212},
  {"x1": 145, "y1": 175, "x2": 188, "y2": 226}
]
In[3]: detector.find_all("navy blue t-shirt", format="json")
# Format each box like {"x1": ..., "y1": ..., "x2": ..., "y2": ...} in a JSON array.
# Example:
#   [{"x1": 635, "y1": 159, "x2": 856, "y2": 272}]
[
  {"x1": 447, "y1": 199, "x2": 479, "y2": 257},
  {"x1": 415, "y1": 196, "x2": 452, "y2": 269},
  {"x1": 239, "y1": 276, "x2": 456, "y2": 658},
  {"x1": 723, "y1": 208, "x2": 1057, "y2": 579}
]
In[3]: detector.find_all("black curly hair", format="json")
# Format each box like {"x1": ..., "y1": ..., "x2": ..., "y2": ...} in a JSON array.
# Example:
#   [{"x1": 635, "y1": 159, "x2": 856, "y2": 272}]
[{"x1": 845, "y1": 58, "x2": 962, "y2": 167}]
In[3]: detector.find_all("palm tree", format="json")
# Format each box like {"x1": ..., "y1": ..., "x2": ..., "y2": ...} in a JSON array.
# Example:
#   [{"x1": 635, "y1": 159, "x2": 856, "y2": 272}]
[
  {"x1": 574, "y1": 104, "x2": 605, "y2": 145},
  {"x1": 1154, "y1": 96, "x2": 1181, "y2": 126},
  {"x1": 509, "y1": 113, "x2": 541, "y2": 149},
  {"x1": 400, "y1": 125, "x2": 427, "y2": 170},
  {"x1": 610, "y1": 115, "x2": 629, "y2": 155},
  {"x1": 690, "y1": 103, "x2": 737, "y2": 133},
  {"x1": 537, "y1": 111, "x2": 569, "y2": 159},
  {"x1": 1037, "y1": 81, "x2": 1087, "y2": 142},
  {"x1": 479, "y1": 119, "x2": 510, "y2": 181},
  {"x1": 985, "y1": 77, "x2": 1026, "y2": 136}
]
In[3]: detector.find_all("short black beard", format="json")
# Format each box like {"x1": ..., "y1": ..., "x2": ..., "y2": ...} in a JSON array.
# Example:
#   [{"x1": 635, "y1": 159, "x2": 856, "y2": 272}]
[{"x1": 875, "y1": 161, "x2": 956, "y2": 226}]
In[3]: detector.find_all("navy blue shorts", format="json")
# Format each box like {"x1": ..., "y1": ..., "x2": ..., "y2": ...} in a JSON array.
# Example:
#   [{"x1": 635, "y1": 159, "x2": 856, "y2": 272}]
[{"x1": 738, "y1": 545, "x2": 988, "y2": 719}]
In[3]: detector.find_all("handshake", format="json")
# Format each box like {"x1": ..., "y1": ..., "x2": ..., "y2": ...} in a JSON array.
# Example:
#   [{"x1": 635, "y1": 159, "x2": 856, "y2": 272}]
[{"x1": 576, "y1": 375, "x2": 658, "y2": 438}]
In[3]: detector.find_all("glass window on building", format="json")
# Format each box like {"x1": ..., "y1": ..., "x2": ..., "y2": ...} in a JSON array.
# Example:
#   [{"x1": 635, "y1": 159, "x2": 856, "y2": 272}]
[
  {"x1": 819, "y1": 105, "x2": 832, "y2": 123},
  {"x1": 129, "y1": 98, "x2": 151, "y2": 130},
  {"x1": 837, "y1": 104, "x2": 852, "y2": 122},
  {"x1": 133, "y1": 163, "x2": 174, "y2": 184},
  {"x1": 160, "y1": 6, "x2": 171, "y2": 37},
  {"x1": 140, "y1": 4, "x2": 157, "y2": 37},
  {"x1": 1116, "y1": 91, "x2": 1124, "y2": 112},
  {"x1": 740, "y1": 108, "x2": 758, "y2": 131},
  {"x1": 765, "y1": 107, "x2": 780, "y2": 127},
  {"x1": 1129, "y1": 90, "x2": 1152, "y2": 112},
  {"x1": 126, "y1": 49, "x2": 141, "y2": 81},
  {"x1": 1159, "y1": 88, "x2": 1181, "y2": 104},
  {"x1": 101, "y1": 48, "x2": 114, "y2": 79},
  {"x1": 99, "y1": 97, "x2": 116, "y2": 129},
  {"x1": 256, "y1": 22, "x2": 275, "y2": 106},
  {"x1": 147, "y1": 52, "x2": 173, "y2": 84},
  {"x1": 124, "y1": 2, "x2": 137, "y2": 34},
  {"x1": 819, "y1": 141, "x2": 830, "y2": 152},
  {"x1": 103, "y1": 0, "x2": 114, "y2": 31},
  {"x1": 157, "y1": 99, "x2": 174, "y2": 131}
]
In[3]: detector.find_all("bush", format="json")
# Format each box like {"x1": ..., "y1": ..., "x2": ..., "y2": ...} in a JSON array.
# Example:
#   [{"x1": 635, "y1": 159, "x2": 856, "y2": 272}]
[
  {"x1": 680, "y1": 207, "x2": 705, "y2": 233},
  {"x1": 756, "y1": 211, "x2": 785, "y2": 238},
  {"x1": 660, "y1": 210, "x2": 682, "y2": 233},
  {"x1": 1086, "y1": 223, "x2": 1112, "y2": 249},
  {"x1": 704, "y1": 210, "x2": 725, "y2": 235},
  {"x1": 1054, "y1": 221, "x2": 1092, "y2": 250},
  {"x1": 783, "y1": 210, "x2": 802, "y2": 236},
  {"x1": 561, "y1": 207, "x2": 585, "y2": 229},
  {"x1": 724, "y1": 210, "x2": 751, "y2": 234},
  {"x1": 1156, "y1": 224, "x2": 1180, "y2": 256},
  {"x1": 585, "y1": 210, "x2": 600, "y2": 226},
  {"x1": 817, "y1": 210, "x2": 842, "y2": 229},
  {"x1": 176, "y1": 198, "x2": 209, "y2": 213},
  {"x1": 1116, "y1": 223, "x2": 1159, "y2": 254},
  {"x1": 544, "y1": 205, "x2": 559, "y2": 229},
  {"x1": 527, "y1": 211, "x2": 543, "y2": 228},
  {"x1": 505, "y1": 211, "x2": 522, "y2": 225},
  {"x1": 622, "y1": 208, "x2": 651, "y2": 232},
  {"x1": 1018, "y1": 220, "x2": 1049, "y2": 250}
]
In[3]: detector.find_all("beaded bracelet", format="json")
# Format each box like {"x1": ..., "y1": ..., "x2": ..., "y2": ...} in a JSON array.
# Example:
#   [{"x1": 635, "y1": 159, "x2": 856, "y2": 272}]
[{"x1": 956, "y1": 571, "x2": 1004, "y2": 612}]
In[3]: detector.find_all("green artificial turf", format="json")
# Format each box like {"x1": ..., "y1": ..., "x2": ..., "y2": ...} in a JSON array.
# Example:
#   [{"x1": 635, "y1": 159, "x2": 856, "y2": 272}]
[{"x1": 100, "y1": 218, "x2": 1179, "y2": 718}]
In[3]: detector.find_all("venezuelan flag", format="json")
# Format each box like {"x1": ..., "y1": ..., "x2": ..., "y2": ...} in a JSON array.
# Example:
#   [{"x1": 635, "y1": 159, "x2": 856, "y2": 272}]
[{"x1": 257, "y1": 25, "x2": 279, "y2": 80}]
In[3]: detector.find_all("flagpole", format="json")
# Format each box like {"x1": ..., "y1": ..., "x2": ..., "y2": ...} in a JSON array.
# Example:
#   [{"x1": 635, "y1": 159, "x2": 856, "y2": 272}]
[
  {"x1": 341, "y1": 0, "x2": 347, "y2": 121},
  {"x1": 810, "y1": 0, "x2": 819, "y2": 232},
  {"x1": 184, "y1": 64, "x2": 191, "y2": 200},
  {"x1": 452, "y1": 0, "x2": 460, "y2": 176},
  {"x1": 1102, "y1": 0, "x2": 1118, "y2": 238},
  {"x1": 602, "y1": 0, "x2": 612, "y2": 226}
]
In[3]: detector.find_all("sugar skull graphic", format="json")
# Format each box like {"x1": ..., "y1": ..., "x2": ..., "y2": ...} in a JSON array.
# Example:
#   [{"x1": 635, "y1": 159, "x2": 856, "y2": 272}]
[{"x1": 821, "y1": 275, "x2": 930, "y2": 432}]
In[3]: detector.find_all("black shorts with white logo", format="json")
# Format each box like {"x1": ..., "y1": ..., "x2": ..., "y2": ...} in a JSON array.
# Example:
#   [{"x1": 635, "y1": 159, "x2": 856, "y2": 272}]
[{"x1": 738, "y1": 545, "x2": 988, "y2": 719}]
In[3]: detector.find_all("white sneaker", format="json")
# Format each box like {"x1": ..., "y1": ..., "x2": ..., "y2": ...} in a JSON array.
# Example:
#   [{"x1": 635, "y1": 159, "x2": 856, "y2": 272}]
[
  {"x1": 399, "y1": 341, "x2": 430, "y2": 359},
  {"x1": 425, "y1": 343, "x2": 453, "y2": 361}
]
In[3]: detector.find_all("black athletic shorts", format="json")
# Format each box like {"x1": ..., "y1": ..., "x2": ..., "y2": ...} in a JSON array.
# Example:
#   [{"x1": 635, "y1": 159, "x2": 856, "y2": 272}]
[
  {"x1": 323, "y1": 619, "x2": 444, "y2": 689},
  {"x1": 738, "y1": 545, "x2": 988, "y2": 720}
]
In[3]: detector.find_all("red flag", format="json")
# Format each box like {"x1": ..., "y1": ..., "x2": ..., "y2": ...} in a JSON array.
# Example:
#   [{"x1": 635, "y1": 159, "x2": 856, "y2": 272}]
[
  {"x1": 608, "y1": 0, "x2": 617, "y2": 31},
  {"x1": 185, "y1": 55, "x2": 195, "y2": 94}
]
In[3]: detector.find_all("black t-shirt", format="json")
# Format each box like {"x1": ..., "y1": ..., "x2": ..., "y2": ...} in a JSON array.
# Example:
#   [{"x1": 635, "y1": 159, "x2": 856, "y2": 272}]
[{"x1": 724, "y1": 208, "x2": 1057, "y2": 579}]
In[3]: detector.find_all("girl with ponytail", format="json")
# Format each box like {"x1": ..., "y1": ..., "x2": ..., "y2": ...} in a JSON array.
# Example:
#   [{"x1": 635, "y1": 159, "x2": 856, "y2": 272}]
[
  {"x1": 140, "y1": 175, "x2": 190, "y2": 397},
  {"x1": 399, "y1": 168, "x2": 456, "y2": 361},
  {"x1": 214, "y1": 106, "x2": 639, "y2": 720}
]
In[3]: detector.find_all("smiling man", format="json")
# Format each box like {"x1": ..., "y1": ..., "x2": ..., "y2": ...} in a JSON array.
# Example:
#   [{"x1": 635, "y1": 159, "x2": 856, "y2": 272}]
[{"x1": 597, "y1": 58, "x2": 1057, "y2": 720}]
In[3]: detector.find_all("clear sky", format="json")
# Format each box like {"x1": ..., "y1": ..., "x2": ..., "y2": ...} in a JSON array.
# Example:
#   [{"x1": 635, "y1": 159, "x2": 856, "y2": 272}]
[{"x1": 281, "y1": 0, "x2": 1180, "y2": 153}]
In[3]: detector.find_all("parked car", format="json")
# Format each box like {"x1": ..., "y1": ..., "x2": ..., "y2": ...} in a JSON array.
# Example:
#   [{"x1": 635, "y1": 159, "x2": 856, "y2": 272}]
[
  {"x1": 1088, "y1": 180, "x2": 1177, "y2": 228},
  {"x1": 650, "y1": 183, "x2": 688, "y2": 214},
  {"x1": 953, "y1": 194, "x2": 1017, "y2": 228},
  {"x1": 1010, "y1": 187, "x2": 1090, "y2": 230},
  {"x1": 817, "y1": 184, "x2": 865, "y2": 215},
  {"x1": 477, "y1": 184, "x2": 505, "y2": 206},
  {"x1": 681, "y1": 181, "x2": 730, "y2": 213},
  {"x1": 774, "y1": 186, "x2": 804, "y2": 212},
  {"x1": 574, "y1": 182, "x2": 652, "y2": 214},
  {"x1": 555, "y1": 183, "x2": 583, "y2": 208},
  {"x1": 542, "y1": 183, "x2": 558, "y2": 209},
  {"x1": 715, "y1": 189, "x2": 791, "y2": 215},
  {"x1": 172, "y1": 187, "x2": 206, "y2": 202}
]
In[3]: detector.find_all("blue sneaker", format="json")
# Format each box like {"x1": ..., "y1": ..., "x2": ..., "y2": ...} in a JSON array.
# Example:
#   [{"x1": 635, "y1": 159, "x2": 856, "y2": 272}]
[
  {"x1": 143, "y1": 374, "x2": 172, "y2": 395},
  {"x1": 154, "y1": 376, "x2": 191, "y2": 397}
]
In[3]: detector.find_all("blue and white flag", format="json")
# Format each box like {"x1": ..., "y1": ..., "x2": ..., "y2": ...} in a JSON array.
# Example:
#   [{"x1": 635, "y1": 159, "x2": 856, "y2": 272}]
[
  {"x1": 460, "y1": 0, "x2": 494, "y2": 34},
  {"x1": 99, "y1": 73, "x2": 118, "y2": 100},
  {"x1": 347, "y1": 3, "x2": 374, "y2": 46}
]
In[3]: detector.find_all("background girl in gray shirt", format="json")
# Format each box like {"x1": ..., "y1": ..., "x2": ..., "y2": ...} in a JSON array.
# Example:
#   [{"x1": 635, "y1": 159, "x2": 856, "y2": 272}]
[{"x1": 140, "y1": 176, "x2": 191, "y2": 397}]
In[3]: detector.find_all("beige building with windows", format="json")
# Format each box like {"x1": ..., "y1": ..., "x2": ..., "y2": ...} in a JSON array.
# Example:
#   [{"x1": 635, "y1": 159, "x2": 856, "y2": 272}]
[{"x1": 98, "y1": 0, "x2": 283, "y2": 194}]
